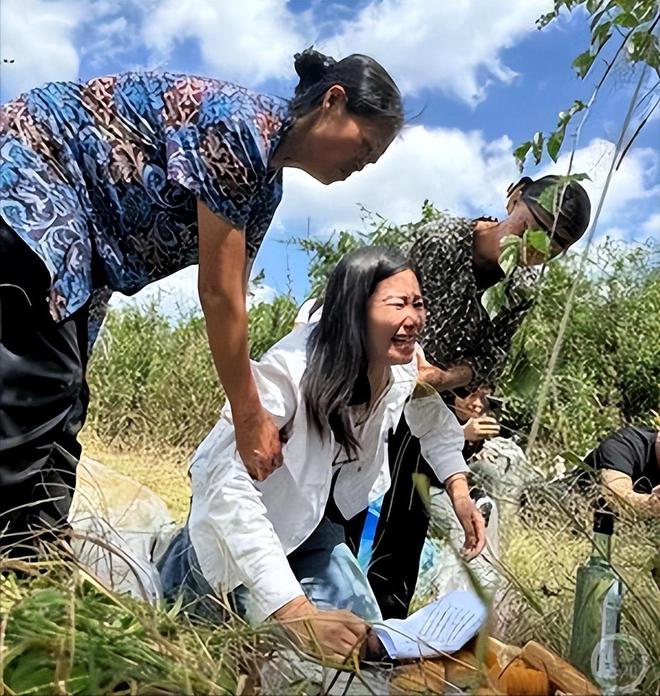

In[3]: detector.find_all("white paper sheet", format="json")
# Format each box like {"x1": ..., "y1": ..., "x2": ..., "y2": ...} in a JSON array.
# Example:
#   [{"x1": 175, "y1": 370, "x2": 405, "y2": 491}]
[{"x1": 372, "y1": 590, "x2": 487, "y2": 660}]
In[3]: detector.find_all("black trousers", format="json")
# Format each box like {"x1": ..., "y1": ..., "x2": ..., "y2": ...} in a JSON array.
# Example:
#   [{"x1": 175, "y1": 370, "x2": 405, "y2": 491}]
[
  {"x1": 368, "y1": 416, "x2": 434, "y2": 619},
  {"x1": 0, "y1": 223, "x2": 89, "y2": 558},
  {"x1": 335, "y1": 415, "x2": 434, "y2": 620}
]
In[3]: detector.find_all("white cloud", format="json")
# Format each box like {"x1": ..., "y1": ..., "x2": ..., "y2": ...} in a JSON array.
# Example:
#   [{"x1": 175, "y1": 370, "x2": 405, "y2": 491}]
[
  {"x1": 641, "y1": 212, "x2": 660, "y2": 237},
  {"x1": 117, "y1": 0, "x2": 552, "y2": 105},
  {"x1": 538, "y1": 138, "x2": 660, "y2": 234},
  {"x1": 0, "y1": 0, "x2": 83, "y2": 99},
  {"x1": 275, "y1": 124, "x2": 519, "y2": 238},
  {"x1": 2, "y1": 0, "x2": 557, "y2": 108},
  {"x1": 142, "y1": 0, "x2": 309, "y2": 85},
  {"x1": 323, "y1": 0, "x2": 551, "y2": 104}
]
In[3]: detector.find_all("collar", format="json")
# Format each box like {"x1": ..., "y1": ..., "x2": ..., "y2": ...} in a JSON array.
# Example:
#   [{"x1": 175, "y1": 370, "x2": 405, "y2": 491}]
[{"x1": 266, "y1": 102, "x2": 294, "y2": 184}]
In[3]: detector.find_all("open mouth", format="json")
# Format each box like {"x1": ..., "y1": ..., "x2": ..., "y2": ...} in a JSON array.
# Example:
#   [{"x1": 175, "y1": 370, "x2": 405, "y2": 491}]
[{"x1": 391, "y1": 334, "x2": 417, "y2": 350}]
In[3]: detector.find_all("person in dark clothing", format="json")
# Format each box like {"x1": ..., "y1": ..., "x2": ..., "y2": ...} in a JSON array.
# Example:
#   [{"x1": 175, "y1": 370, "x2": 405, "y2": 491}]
[
  {"x1": 584, "y1": 425, "x2": 660, "y2": 517},
  {"x1": 367, "y1": 175, "x2": 592, "y2": 618},
  {"x1": 365, "y1": 386, "x2": 499, "y2": 618}
]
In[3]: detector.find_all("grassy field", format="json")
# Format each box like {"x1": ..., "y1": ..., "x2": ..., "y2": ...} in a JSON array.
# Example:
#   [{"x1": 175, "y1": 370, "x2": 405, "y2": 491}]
[
  {"x1": 78, "y1": 433, "x2": 660, "y2": 693},
  {"x1": 1, "y1": 433, "x2": 656, "y2": 694},
  {"x1": 81, "y1": 435, "x2": 192, "y2": 524}
]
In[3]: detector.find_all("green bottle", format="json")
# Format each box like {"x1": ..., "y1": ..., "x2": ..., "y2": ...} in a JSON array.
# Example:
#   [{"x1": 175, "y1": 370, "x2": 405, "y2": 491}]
[{"x1": 568, "y1": 509, "x2": 624, "y2": 687}]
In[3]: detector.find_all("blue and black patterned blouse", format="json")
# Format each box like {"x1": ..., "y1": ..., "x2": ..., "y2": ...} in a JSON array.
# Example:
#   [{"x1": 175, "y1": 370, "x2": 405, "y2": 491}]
[{"x1": 0, "y1": 71, "x2": 291, "y2": 347}]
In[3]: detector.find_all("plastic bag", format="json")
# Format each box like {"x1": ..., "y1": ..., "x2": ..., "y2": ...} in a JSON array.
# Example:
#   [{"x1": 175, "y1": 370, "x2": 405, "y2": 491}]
[
  {"x1": 414, "y1": 487, "x2": 501, "y2": 605},
  {"x1": 69, "y1": 457, "x2": 177, "y2": 601}
]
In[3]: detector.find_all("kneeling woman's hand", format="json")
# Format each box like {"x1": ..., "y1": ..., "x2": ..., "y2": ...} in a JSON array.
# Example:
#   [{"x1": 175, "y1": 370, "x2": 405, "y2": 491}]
[
  {"x1": 445, "y1": 474, "x2": 487, "y2": 561},
  {"x1": 274, "y1": 596, "x2": 368, "y2": 662}
]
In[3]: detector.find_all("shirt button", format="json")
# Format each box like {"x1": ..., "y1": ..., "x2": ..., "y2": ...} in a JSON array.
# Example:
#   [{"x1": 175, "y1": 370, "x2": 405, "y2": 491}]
[{"x1": 357, "y1": 466, "x2": 362, "y2": 472}]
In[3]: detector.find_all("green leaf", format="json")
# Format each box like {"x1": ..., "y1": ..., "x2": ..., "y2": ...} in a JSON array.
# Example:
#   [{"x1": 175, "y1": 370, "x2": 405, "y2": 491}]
[
  {"x1": 590, "y1": 1, "x2": 616, "y2": 29},
  {"x1": 412, "y1": 473, "x2": 432, "y2": 514},
  {"x1": 572, "y1": 49, "x2": 597, "y2": 77},
  {"x1": 563, "y1": 172, "x2": 592, "y2": 183},
  {"x1": 421, "y1": 198, "x2": 438, "y2": 222},
  {"x1": 557, "y1": 99, "x2": 587, "y2": 127},
  {"x1": 615, "y1": 0, "x2": 636, "y2": 12},
  {"x1": 513, "y1": 140, "x2": 532, "y2": 170},
  {"x1": 526, "y1": 228, "x2": 553, "y2": 255},
  {"x1": 499, "y1": 234, "x2": 523, "y2": 276},
  {"x1": 251, "y1": 268, "x2": 266, "y2": 286},
  {"x1": 613, "y1": 11, "x2": 638, "y2": 27},
  {"x1": 501, "y1": 233, "x2": 522, "y2": 252},
  {"x1": 569, "y1": 99, "x2": 587, "y2": 116},
  {"x1": 537, "y1": 183, "x2": 560, "y2": 216},
  {"x1": 549, "y1": 101, "x2": 587, "y2": 160},
  {"x1": 627, "y1": 31, "x2": 660, "y2": 69},
  {"x1": 592, "y1": 20, "x2": 612, "y2": 51},
  {"x1": 560, "y1": 449, "x2": 587, "y2": 468},
  {"x1": 482, "y1": 282, "x2": 508, "y2": 320},
  {"x1": 547, "y1": 126, "x2": 566, "y2": 161},
  {"x1": 537, "y1": 0, "x2": 569, "y2": 29},
  {"x1": 532, "y1": 131, "x2": 545, "y2": 164}
]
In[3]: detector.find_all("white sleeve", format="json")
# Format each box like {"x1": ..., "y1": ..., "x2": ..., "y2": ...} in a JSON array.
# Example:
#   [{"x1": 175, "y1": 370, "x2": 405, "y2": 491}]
[
  {"x1": 189, "y1": 341, "x2": 305, "y2": 624},
  {"x1": 192, "y1": 461, "x2": 305, "y2": 624},
  {"x1": 219, "y1": 348, "x2": 299, "y2": 430},
  {"x1": 403, "y1": 387, "x2": 469, "y2": 483},
  {"x1": 294, "y1": 298, "x2": 322, "y2": 327}
]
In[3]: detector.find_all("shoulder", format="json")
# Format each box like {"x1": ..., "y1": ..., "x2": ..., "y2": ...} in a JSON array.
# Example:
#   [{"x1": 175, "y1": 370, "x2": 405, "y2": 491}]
[
  {"x1": 164, "y1": 75, "x2": 291, "y2": 168},
  {"x1": 589, "y1": 427, "x2": 644, "y2": 467},
  {"x1": 162, "y1": 73, "x2": 290, "y2": 148},
  {"x1": 258, "y1": 324, "x2": 312, "y2": 382},
  {"x1": 408, "y1": 214, "x2": 474, "y2": 263}
]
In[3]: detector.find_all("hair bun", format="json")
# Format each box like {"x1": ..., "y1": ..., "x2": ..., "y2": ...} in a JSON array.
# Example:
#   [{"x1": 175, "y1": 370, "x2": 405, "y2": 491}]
[{"x1": 294, "y1": 47, "x2": 336, "y2": 92}]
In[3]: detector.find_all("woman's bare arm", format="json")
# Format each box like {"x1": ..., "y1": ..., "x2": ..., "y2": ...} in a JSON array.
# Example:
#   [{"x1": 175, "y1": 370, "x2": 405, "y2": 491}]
[
  {"x1": 416, "y1": 350, "x2": 473, "y2": 392},
  {"x1": 600, "y1": 469, "x2": 660, "y2": 518},
  {"x1": 197, "y1": 200, "x2": 282, "y2": 479}
]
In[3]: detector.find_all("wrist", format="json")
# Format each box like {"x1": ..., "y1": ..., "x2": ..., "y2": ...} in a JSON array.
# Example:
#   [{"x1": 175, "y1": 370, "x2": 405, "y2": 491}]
[
  {"x1": 229, "y1": 386, "x2": 263, "y2": 421},
  {"x1": 274, "y1": 595, "x2": 312, "y2": 621},
  {"x1": 445, "y1": 473, "x2": 470, "y2": 499}
]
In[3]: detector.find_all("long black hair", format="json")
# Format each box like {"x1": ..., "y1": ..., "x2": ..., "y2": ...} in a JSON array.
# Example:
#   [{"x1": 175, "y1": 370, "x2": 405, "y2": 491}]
[
  {"x1": 291, "y1": 47, "x2": 403, "y2": 131},
  {"x1": 301, "y1": 246, "x2": 421, "y2": 457}
]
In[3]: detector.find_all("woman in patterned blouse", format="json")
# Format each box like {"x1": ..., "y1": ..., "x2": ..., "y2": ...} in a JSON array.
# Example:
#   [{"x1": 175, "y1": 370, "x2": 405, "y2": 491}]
[{"x1": 0, "y1": 49, "x2": 403, "y2": 558}]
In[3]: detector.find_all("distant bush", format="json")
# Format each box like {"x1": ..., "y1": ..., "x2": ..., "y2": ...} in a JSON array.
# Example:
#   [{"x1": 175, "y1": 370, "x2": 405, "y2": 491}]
[
  {"x1": 86, "y1": 295, "x2": 297, "y2": 451},
  {"x1": 500, "y1": 238, "x2": 660, "y2": 459}
]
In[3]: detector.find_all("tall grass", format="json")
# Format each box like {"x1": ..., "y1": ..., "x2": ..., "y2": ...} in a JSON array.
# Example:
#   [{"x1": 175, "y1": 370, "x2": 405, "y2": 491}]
[{"x1": 0, "y1": 559, "x2": 282, "y2": 695}]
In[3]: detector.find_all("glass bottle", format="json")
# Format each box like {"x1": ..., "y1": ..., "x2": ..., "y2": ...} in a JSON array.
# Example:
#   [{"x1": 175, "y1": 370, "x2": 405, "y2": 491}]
[{"x1": 568, "y1": 509, "x2": 624, "y2": 686}]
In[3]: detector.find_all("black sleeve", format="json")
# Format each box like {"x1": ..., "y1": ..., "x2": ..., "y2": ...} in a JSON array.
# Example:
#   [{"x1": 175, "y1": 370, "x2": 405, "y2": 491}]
[{"x1": 585, "y1": 437, "x2": 636, "y2": 478}]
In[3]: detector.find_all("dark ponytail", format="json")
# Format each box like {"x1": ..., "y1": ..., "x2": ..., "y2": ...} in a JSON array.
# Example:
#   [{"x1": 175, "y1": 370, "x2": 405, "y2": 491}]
[
  {"x1": 291, "y1": 47, "x2": 403, "y2": 130},
  {"x1": 294, "y1": 49, "x2": 337, "y2": 94}
]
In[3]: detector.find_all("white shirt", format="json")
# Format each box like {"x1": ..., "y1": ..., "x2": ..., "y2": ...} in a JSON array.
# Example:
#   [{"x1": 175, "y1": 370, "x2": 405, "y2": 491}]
[
  {"x1": 294, "y1": 297, "x2": 322, "y2": 326},
  {"x1": 188, "y1": 325, "x2": 467, "y2": 624}
]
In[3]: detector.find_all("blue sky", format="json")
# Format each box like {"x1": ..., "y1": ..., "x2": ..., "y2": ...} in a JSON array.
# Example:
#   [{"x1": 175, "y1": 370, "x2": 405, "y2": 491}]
[{"x1": 2, "y1": 0, "x2": 658, "y2": 312}]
